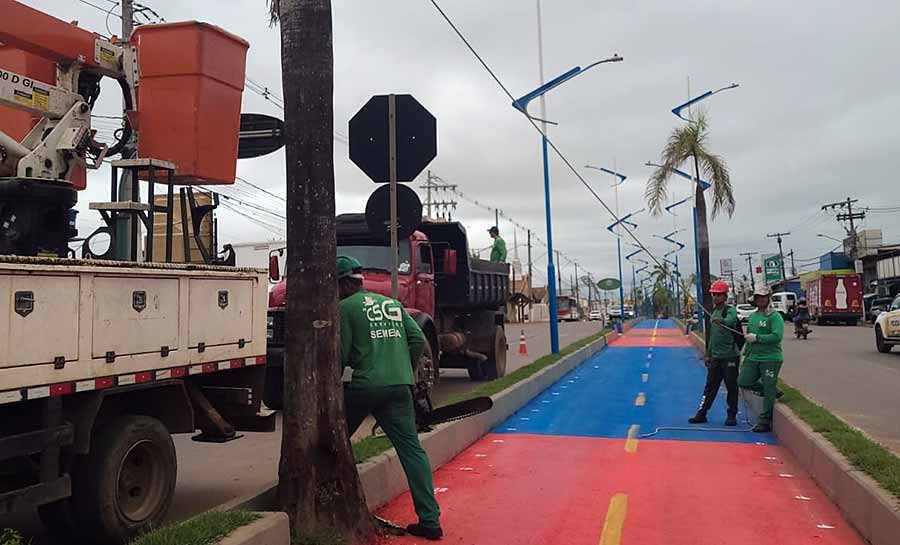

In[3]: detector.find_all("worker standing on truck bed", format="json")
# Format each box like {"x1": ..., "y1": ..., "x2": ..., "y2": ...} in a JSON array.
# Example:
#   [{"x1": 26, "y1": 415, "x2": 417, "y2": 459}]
[
  {"x1": 337, "y1": 256, "x2": 443, "y2": 541},
  {"x1": 689, "y1": 280, "x2": 741, "y2": 426},
  {"x1": 488, "y1": 226, "x2": 507, "y2": 263},
  {"x1": 738, "y1": 285, "x2": 785, "y2": 433}
]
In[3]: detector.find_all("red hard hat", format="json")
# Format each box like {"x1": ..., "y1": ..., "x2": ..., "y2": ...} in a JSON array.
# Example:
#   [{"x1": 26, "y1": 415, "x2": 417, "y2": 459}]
[{"x1": 710, "y1": 280, "x2": 730, "y2": 294}]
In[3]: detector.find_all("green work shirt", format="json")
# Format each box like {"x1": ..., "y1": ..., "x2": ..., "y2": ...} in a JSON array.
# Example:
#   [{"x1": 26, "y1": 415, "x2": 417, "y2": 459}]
[
  {"x1": 743, "y1": 310, "x2": 784, "y2": 363},
  {"x1": 706, "y1": 304, "x2": 740, "y2": 360},
  {"x1": 490, "y1": 236, "x2": 507, "y2": 262},
  {"x1": 339, "y1": 291, "x2": 426, "y2": 388}
]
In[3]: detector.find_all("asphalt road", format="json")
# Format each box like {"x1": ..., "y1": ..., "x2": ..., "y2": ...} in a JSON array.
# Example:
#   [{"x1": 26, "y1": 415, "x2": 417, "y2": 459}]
[
  {"x1": 780, "y1": 322, "x2": 900, "y2": 454},
  {"x1": 4, "y1": 320, "x2": 603, "y2": 543}
]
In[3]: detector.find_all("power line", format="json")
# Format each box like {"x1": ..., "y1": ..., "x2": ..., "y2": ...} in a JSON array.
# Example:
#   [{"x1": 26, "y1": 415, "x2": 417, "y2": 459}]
[{"x1": 428, "y1": 0, "x2": 671, "y2": 288}]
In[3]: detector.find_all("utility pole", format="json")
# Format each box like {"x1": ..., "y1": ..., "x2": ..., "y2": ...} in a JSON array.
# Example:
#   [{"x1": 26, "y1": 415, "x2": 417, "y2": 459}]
[
  {"x1": 419, "y1": 171, "x2": 457, "y2": 220},
  {"x1": 115, "y1": 0, "x2": 136, "y2": 260},
  {"x1": 788, "y1": 250, "x2": 796, "y2": 276},
  {"x1": 556, "y1": 250, "x2": 562, "y2": 298},
  {"x1": 574, "y1": 262, "x2": 580, "y2": 305},
  {"x1": 822, "y1": 197, "x2": 866, "y2": 258},
  {"x1": 740, "y1": 251, "x2": 758, "y2": 292},
  {"x1": 527, "y1": 229, "x2": 533, "y2": 317},
  {"x1": 767, "y1": 232, "x2": 790, "y2": 281}
]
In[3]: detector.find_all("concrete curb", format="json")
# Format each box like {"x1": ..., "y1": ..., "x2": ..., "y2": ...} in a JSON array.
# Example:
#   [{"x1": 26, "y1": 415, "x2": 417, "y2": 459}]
[
  {"x1": 220, "y1": 324, "x2": 629, "y2": 513},
  {"x1": 216, "y1": 512, "x2": 290, "y2": 545},
  {"x1": 677, "y1": 318, "x2": 900, "y2": 545},
  {"x1": 773, "y1": 405, "x2": 900, "y2": 545}
]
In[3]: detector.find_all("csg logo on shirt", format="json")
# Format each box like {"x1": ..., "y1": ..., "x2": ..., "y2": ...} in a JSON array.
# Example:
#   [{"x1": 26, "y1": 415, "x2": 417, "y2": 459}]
[{"x1": 363, "y1": 296, "x2": 404, "y2": 340}]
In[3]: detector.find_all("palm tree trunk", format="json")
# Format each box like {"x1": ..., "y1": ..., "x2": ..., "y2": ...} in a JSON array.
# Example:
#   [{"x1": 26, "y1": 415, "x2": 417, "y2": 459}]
[
  {"x1": 276, "y1": 0, "x2": 375, "y2": 542},
  {"x1": 693, "y1": 152, "x2": 712, "y2": 332}
]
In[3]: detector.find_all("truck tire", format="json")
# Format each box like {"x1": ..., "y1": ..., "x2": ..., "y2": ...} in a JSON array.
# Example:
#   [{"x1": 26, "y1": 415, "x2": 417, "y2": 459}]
[
  {"x1": 876, "y1": 326, "x2": 892, "y2": 353},
  {"x1": 482, "y1": 326, "x2": 508, "y2": 381},
  {"x1": 77, "y1": 415, "x2": 177, "y2": 544},
  {"x1": 263, "y1": 365, "x2": 284, "y2": 410}
]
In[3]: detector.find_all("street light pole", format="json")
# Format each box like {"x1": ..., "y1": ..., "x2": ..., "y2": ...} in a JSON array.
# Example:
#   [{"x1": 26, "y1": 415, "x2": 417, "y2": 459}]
[{"x1": 512, "y1": 53, "x2": 623, "y2": 352}]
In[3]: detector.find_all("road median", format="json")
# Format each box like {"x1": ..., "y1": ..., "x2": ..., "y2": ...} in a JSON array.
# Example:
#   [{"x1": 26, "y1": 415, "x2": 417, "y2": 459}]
[{"x1": 218, "y1": 323, "x2": 627, "y2": 514}]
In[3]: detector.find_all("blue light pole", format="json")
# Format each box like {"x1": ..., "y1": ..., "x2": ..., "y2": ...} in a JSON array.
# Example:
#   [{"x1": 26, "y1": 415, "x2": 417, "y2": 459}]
[
  {"x1": 653, "y1": 229, "x2": 685, "y2": 316},
  {"x1": 512, "y1": 54, "x2": 623, "y2": 354},
  {"x1": 605, "y1": 206, "x2": 644, "y2": 322}
]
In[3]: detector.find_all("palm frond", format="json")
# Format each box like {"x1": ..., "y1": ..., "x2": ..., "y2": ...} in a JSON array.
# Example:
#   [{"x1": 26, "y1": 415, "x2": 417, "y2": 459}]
[{"x1": 268, "y1": 0, "x2": 280, "y2": 26}]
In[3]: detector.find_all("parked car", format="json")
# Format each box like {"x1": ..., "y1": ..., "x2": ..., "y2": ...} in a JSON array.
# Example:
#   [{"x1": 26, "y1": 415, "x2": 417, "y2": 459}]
[
  {"x1": 867, "y1": 297, "x2": 893, "y2": 322},
  {"x1": 624, "y1": 305, "x2": 635, "y2": 319},
  {"x1": 874, "y1": 294, "x2": 900, "y2": 353},
  {"x1": 589, "y1": 309, "x2": 604, "y2": 321},
  {"x1": 736, "y1": 303, "x2": 755, "y2": 323}
]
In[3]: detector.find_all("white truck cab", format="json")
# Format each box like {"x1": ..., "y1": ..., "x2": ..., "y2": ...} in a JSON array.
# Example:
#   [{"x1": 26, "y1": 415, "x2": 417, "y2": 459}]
[{"x1": 771, "y1": 291, "x2": 797, "y2": 317}]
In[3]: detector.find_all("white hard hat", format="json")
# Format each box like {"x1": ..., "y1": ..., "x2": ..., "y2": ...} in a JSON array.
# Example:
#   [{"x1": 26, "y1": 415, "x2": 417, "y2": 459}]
[{"x1": 753, "y1": 286, "x2": 772, "y2": 298}]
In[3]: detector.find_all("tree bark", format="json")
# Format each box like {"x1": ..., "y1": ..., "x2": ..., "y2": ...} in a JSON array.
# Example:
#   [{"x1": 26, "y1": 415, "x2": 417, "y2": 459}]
[
  {"x1": 693, "y1": 152, "x2": 712, "y2": 332},
  {"x1": 276, "y1": 1, "x2": 375, "y2": 542}
]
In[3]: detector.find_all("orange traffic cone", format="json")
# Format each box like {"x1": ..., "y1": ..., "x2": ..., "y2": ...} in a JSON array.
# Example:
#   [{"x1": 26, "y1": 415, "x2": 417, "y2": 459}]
[{"x1": 518, "y1": 330, "x2": 528, "y2": 355}]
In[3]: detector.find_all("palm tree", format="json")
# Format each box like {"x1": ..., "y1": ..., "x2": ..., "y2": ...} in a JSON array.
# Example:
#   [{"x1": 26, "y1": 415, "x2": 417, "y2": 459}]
[
  {"x1": 646, "y1": 112, "x2": 734, "y2": 328},
  {"x1": 269, "y1": 1, "x2": 375, "y2": 542}
]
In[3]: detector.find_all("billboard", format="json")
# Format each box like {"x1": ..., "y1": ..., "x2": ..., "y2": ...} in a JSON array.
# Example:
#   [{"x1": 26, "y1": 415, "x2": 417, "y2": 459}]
[{"x1": 763, "y1": 254, "x2": 782, "y2": 284}]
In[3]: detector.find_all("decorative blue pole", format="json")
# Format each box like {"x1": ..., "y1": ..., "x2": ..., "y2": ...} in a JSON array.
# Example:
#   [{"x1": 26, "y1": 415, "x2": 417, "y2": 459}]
[
  {"x1": 675, "y1": 254, "x2": 681, "y2": 317},
  {"x1": 692, "y1": 205, "x2": 703, "y2": 331},
  {"x1": 542, "y1": 135, "x2": 560, "y2": 354},
  {"x1": 617, "y1": 237, "x2": 624, "y2": 322}
]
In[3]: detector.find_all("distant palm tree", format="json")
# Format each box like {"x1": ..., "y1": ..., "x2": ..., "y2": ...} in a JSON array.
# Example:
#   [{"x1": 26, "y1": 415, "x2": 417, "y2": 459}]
[{"x1": 646, "y1": 112, "x2": 734, "y2": 327}]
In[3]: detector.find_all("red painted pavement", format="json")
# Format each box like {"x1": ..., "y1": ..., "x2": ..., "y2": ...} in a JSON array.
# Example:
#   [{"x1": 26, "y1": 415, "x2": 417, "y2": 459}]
[{"x1": 376, "y1": 433, "x2": 865, "y2": 545}]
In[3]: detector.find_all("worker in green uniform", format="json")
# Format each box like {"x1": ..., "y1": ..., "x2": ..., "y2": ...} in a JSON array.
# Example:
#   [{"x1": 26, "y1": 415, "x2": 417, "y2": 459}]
[
  {"x1": 738, "y1": 285, "x2": 785, "y2": 433},
  {"x1": 689, "y1": 280, "x2": 740, "y2": 426},
  {"x1": 337, "y1": 255, "x2": 443, "y2": 540},
  {"x1": 488, "y1": 226, "x2": 507, "y2": 262}
]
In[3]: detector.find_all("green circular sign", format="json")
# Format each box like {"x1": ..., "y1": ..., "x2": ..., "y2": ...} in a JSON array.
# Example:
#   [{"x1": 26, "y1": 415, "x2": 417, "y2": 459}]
[{"x1": 597, "y1": 278, "x2": 621, "y2": 291}]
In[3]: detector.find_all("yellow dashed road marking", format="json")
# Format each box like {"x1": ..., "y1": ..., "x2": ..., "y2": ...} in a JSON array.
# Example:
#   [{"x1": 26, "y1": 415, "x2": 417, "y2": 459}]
[
  {"x1": 625, "y1": 425, "x2": 640, "y2": 453},
  {"x1": 599, "y1": 493, "x2": 628, "y2": 545},
  {"x1": 634, "y1": 392, "x2": 646, "y2": 406}
]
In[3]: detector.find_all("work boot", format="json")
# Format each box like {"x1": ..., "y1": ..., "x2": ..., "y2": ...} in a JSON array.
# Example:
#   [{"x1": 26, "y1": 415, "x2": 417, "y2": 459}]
[
  {"x1": 688, "y1": 412, "x2": 708, "y2": 424},
  {"x1": 752, "y1": 421, "x2": 772, "y2": 433},
  {"x1": 725, "y1": 414, "x2": 737, "y2": 426},
  {"x1": 407, "y1": 523, "x2": 443, "y2": 541}
]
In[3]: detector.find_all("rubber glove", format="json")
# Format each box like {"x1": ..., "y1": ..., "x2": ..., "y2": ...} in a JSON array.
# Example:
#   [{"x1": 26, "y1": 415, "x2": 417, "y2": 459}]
[{"x1": 745, "y1": 333, "x2": 757, "y2": 343}]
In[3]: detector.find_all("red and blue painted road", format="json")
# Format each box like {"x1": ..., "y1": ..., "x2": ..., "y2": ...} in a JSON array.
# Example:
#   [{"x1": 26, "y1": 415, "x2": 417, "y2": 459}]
[{"x1": 378, "y1": 319, "x2": 865, "y2": 544}]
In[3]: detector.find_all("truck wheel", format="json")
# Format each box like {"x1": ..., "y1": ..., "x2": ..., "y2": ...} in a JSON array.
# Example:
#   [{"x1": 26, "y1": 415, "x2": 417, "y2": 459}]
[
  {"x1": 78, "y1": 415, "x2": 177, "y2": 544},
  {"x1": 263, "y1": 365, "x2": 284, "y2": 410},
  {"x1": 876, "y1": 326, "x2": 892, "y2": 353},
  {"x1": 482, "y1": 326, "x2": 508, "y2": 381},
  {"x1": 416, "y1": 340, "x2": 439, "y2": 395}
]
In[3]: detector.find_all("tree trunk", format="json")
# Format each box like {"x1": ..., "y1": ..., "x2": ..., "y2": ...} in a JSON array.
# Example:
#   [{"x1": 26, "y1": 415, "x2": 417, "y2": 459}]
[
  {"x1": 693, "y1": 152, "x2": 712, "y2": 332},
  {"x1": 276, "y1": 1, "x2": 375, "y2": 542}
]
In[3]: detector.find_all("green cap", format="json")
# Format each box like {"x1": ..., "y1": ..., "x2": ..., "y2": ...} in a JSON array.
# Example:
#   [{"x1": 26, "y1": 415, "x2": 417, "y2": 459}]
[{"x1": 337, "y1": 255, "x2": 364, "y2": 280}]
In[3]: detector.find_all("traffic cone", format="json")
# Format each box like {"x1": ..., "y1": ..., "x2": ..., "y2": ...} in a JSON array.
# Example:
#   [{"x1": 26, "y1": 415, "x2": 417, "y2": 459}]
[{"x1": 518, "y1": 330, "x2": 528, "y2": 355}]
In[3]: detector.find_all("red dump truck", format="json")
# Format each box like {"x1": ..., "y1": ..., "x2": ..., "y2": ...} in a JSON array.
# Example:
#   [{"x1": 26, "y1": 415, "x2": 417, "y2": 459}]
[
  {"x1": 806, "y1": 273, "x2": 863, "y2": 325},
  {"x1": 264, "y1": 214, "x2": 510, "y2": 409}
]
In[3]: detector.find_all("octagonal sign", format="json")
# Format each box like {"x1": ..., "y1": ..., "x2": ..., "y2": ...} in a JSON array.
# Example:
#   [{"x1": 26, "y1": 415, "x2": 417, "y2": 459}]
[{"x1": 349, "y1": 94, "x2": 437, "y2": 183}]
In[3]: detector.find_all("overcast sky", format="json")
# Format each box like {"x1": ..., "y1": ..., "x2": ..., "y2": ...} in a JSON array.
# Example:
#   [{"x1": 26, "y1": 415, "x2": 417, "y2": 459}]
[{"x1": 26, "y1": 0, "x2": 900, "y2": 290}]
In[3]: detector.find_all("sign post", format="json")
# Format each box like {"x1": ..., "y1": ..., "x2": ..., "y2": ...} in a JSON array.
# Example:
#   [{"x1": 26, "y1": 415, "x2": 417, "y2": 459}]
[
  {"x1": 349, "y1": 94, "x2": 437, "y2": 299},
  {"x1": 388, "y1": 95, "x2": 399, "y2": 297}
]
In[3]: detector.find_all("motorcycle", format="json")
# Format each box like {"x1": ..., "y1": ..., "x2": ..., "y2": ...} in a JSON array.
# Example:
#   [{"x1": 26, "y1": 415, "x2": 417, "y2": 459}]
[{"x1": 794, "y1": 317, "x2": 812, "y2": 339}]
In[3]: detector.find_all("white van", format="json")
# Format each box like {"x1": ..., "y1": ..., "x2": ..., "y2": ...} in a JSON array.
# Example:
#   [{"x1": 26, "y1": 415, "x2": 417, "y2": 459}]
[{"x1": 771, "y1": 291, "x2": 797, "y2": 317}]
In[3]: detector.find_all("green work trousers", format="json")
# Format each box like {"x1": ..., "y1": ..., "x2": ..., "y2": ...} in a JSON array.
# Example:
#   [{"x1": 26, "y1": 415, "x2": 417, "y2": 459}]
[
  {"x1": 344, "y1": 385, "x2": 441, "y2": 528},
  {"x1": 737, "y1": 359, "x2": 783, "y2": 423}
]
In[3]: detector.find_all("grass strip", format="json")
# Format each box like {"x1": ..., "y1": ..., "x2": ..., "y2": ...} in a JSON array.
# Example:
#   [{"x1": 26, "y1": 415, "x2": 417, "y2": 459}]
[
  {"x1": 129, "y1": 510, "x2": 260, "y2": 545},
  {"x1": 352, "y1": 327, "x2": 610, "y2": 463},
  {"x1": 777, "y1": 380, "x2": 900, "y2": 501}
]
